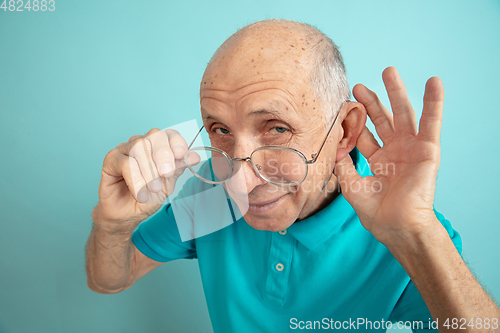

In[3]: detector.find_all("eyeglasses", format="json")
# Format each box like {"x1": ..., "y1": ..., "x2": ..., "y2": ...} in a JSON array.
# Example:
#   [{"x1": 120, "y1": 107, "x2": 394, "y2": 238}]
[{"x1": 183, "y1": 107, "x2": 342, "y2": 187}]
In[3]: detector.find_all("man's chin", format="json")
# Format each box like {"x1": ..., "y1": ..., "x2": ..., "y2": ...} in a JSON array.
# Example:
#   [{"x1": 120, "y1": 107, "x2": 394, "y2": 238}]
[
  {"x1": 228, "y1": 191, "x2": 297, "y2": 231},
  {"x1": 242, "y1": 212, "x2": 296, "y2": 232}
]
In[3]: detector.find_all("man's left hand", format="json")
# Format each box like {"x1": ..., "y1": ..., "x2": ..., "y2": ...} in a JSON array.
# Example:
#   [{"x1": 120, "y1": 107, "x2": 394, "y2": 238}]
[{"x1": 335, "y1": 66, "x2": 444, "y2": 246}]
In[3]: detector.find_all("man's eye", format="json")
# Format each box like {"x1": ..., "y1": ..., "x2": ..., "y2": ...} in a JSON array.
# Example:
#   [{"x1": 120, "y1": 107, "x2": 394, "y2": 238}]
[
  {"x1": 269, "y1": 127, "x2": 288, "y2": 134},
  {"x1": 215, "y1": 128, "x2": 230, "y2": 135}
]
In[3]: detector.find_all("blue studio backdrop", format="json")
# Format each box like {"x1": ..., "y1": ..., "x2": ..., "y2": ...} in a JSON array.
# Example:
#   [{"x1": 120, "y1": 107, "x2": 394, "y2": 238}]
[{"x1": 0, "y1": 1, "x2": 499, "y2": 332}]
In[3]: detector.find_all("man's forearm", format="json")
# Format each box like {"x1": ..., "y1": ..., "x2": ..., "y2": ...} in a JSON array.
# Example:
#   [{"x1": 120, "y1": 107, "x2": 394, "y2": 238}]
[
  {"x1": 387, "y1": 220, "x2": 500, "y2": 332},
  {"x1": 85, "y1": 210, "x2": 140, "y2": 294}
]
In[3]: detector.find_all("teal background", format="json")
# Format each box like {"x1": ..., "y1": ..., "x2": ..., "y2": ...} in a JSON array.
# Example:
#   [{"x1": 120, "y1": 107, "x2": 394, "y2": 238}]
[{"x1": 0, "y1": 1, "x2": 499, "y2": 332}]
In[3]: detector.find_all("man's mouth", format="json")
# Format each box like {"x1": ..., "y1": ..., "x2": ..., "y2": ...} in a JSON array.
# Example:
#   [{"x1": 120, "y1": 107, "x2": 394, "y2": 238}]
[{"x1": 247, "y1": 194, "x2": 288, "y2": 215}]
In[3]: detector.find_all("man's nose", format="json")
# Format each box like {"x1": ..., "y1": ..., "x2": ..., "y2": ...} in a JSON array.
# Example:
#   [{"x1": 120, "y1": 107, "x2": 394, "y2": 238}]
[{"x1": 226, "y1": 146, "x2": 266, "y2": 195}]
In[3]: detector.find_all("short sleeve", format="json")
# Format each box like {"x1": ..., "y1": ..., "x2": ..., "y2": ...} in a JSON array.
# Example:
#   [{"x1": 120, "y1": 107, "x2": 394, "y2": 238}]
[
  {"x1": 132, "y1": 202, "x2": 197, "y2": 262},
  {"x1": 433, "y1": 208, "x2": 462, "y2": 255},
  {"x1": 388, "y1": 209, "x2": 462, "y2": 332}
]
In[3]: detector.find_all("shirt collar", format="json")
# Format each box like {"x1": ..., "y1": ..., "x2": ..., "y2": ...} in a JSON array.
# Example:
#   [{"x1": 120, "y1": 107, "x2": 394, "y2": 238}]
[{"x1": 287, "y1": 147, "x2": 371, "y2": 251}]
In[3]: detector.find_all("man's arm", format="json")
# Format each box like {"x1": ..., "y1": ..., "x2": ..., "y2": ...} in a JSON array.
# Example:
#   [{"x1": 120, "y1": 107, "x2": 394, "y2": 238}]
[
  {"x1": 86, "y1": 127, "x2": 193, "y2": 293},
  {"x1": 86, "y1": 207, "x2": 164, "y2": 294},
  {"x1": 389, "y1": 218, "x2": 499, "y2": 329},
  {"x1": 335, "y1": 67, "x2": 499, "y2": 331}
]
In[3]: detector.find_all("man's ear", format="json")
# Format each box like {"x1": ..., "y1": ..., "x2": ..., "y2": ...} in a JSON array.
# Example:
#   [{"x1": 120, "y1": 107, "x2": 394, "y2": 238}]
[{"x1": 336, "y1": 101, "x2": 367, "y2": 162}]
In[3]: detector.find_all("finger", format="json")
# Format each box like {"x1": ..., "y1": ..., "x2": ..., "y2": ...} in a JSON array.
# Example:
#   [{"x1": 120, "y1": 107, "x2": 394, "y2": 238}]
[
  {"x1": 353, "y1": 83, "x2": 395, "y2": 143},
  {"x1": 128, "y1": 138, "x2": 161, "y2": 193},
  {"x1": 101, "y1": 149, "x2": 149, "y2": 203},
  {"x1": 145, "y1": 129, "x2": 176, "y2": 177},
  {"x1": 127, "y1": 135, "x2": 142, "y2": 143},
  {"x1": 128, "y1": 156, "x2": 150, "y2": 202},
  {"x1": 164, "y1": 163, "x2": 191, "y2": 195},
  {"x1": 382, "y1": 67, "x2": 418, "y2": 135},
  {"x1": 166, "y1": 129, "x2": 198, "y2": 177},
  {"x1": 356, "y1": 126, "x2": 381, "y2": 161},
  {"x1": 418, "y1": 76, "x2": 444, "y2": 143},
  {"x1": 165, "y1": 129, "x2": 189, "y2": 160},
  {"x1": 334, "y1": 153, "x2": 362, "y2": 197},
  {"x1": 183, "y1": 150, "x2": 201, "y2": 168}
]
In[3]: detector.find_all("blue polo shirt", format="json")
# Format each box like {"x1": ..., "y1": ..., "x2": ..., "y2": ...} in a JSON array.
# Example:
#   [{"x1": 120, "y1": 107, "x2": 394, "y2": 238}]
[{"x1": 132, "y1": 148, "x2": 461, "y2": 332}]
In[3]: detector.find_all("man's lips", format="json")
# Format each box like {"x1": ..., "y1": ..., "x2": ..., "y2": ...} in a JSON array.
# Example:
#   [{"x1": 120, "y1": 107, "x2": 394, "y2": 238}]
[
  {"x1": 246, "y1": 193, "x2": 288, "y2": 214},
  {"x1": 248, "y1": 195, "x2": 285, "y2": 206}
]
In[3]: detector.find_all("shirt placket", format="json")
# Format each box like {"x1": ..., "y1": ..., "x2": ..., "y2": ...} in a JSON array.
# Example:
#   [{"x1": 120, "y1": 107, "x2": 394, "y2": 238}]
[{"x1": 264, "y1": 229, "x2": 295, "y2": 305}]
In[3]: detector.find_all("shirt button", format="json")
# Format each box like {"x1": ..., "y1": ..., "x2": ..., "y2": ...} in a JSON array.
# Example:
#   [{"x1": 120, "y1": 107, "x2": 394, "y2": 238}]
[
  {"x1": 275, "y1": 263, "x2": 284, "y2": 272},
  {"x1": 279, "y1": 230, "x2": 287, "y2": 235}
]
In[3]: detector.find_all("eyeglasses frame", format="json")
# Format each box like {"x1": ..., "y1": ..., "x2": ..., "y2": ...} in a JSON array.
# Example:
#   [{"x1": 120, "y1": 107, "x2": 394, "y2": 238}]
[{"x1": 185, "y1": 105, "x2": 343, "y2": 187}]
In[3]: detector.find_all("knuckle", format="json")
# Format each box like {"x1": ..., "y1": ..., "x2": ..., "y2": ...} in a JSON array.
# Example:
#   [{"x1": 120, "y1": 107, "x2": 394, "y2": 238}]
[
  {"x1": 175, "y1": 137, "x2": 189, "y2": 148},
  {"x1": 130, "y1": 138, "x2": 152, "y2": 156},
  {"x1": 167, "y1": 131, "x2": 188, "y2": 149},
  {"x1": 154, "y1": 146, "x2": 174, "y2": 161},
  {"x1": 146, "y1": 128, "x2": 163, "y2": 136},
  {"x1": 145, "y1": 129, "x2": 167, "y2": 145},
  {"x1": 114, "y1": 142, "x2": 127, "y2": 154},
  {"x1": 103, "y1": 148, "x2": 119, "y2": 165},
  {"x1": 127, "y1": 135, "x2": 142, "y2": 143},
  {"x1": 165, "y1": 128, "x2": 180, "y2": 136}
]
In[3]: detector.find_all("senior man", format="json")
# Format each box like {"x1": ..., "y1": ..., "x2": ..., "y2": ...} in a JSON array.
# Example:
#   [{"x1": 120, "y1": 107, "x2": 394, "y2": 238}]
[{"x1": 86, "y1": 19, "x2": 499, "y2": 332}]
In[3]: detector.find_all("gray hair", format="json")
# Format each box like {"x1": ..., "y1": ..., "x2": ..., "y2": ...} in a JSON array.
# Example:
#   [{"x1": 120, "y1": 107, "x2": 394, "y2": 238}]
[{"x1": 306, "y1": 26, "x2": 351, "y2": 124}]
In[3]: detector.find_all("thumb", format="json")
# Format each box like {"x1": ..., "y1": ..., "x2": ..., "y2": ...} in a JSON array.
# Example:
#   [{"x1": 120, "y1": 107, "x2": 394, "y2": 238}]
[{"x1": 334, "y1": 153, "x2": 362, "y2": 198}]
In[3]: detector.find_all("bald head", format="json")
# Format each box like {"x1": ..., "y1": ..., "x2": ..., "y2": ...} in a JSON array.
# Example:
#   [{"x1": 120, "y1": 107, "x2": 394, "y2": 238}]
[{"x1": 203, "y1": 19, "x2": 350, "y2": 123}]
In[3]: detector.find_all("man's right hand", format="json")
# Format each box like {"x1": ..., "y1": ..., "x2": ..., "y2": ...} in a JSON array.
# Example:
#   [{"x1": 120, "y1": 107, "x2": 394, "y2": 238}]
[{"x1": 93, "y1": 128, "x2": 198, "y2": 226}]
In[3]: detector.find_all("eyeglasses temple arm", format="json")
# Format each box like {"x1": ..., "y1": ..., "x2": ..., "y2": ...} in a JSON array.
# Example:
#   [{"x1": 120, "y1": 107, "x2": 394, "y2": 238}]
[
  {"x1": 306, "y1": 104, "x2": 343, "y2": 164},
  {"x1": 187, "y1": 125, "x2": 205, "y2": 149}
]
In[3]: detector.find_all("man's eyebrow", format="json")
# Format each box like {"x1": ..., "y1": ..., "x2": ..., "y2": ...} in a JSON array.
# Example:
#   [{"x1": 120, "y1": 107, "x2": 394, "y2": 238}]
[
  {"x1": 202, "y1": 108, "x2": 287, "y2": 122},
  {"x1": 201, "y1": 109, "x2": 220, "y2": 122},
  {"x1": 248, "y1": 109, "x2": 285, "y2": 117}
]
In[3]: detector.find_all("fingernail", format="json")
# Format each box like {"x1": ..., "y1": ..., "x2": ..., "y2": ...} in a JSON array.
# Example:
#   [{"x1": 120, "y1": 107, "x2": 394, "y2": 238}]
[
  {"x1": 151, "y1": 179, "x2": 162, "y2": 192},
  {"x1": 137, "y1": 192, "x2": 148, "y2": 202},
  {"x1": 161, "y1": 164, "x2": 174, "y2": 175}
]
